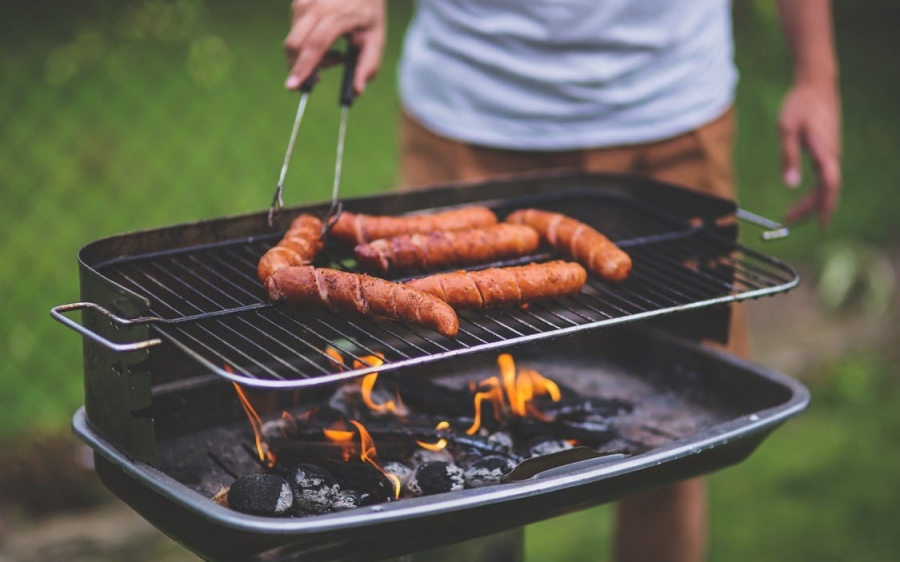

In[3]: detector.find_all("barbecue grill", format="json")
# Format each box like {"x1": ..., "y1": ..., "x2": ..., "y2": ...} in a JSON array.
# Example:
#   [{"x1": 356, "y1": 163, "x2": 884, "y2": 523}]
[{"x1": 54, "y1": 171, "x2": 808, "y2": 561}]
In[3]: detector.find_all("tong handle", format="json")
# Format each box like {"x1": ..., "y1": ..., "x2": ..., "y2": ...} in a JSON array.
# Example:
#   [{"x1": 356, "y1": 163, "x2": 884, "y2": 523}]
[
  {"x1": 736, "y1": 208, "x2": 790, "y2": 240},
  {"x1": 339, "y1": 39, "x2": 360, "y2": 107},
  {"x1": 51, "y1": 302, "x2": 163, "y2": 352}
]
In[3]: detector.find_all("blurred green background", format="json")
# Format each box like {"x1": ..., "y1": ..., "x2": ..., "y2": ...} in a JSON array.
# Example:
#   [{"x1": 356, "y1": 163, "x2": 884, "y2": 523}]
[{"x1": 1, "y1": 0, "x2": 898, "y2": 560}]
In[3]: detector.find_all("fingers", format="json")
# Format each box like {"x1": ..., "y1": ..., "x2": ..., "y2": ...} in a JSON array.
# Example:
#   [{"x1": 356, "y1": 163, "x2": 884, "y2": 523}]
[
  {"x1": 779, "y1": 114, "x2": 802, "y2": 188},
  {"x1": 352, "y1": 29, "x2": 385, "y2": 94},
  {"x1": 283, "y1": 0, "x2": 386, "y2": 94}
]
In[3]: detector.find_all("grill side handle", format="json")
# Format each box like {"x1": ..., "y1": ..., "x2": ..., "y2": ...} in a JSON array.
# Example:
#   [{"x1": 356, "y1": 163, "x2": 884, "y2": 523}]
[
  {"x1": 51, "y1": 302, "x2": 163, "y2": 352},
  {"x1": 736, "y1": 208, "x2": 790, "y2": 240}
]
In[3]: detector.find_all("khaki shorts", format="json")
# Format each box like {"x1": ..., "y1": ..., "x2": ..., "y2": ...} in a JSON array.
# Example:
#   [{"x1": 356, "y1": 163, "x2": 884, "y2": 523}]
[{"x1": 397, "y1": 108, "x2": 748, "y2": 357}]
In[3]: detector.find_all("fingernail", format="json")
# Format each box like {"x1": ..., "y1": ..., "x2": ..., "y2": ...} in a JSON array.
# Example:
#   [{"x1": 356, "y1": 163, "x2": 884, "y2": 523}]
[
  {"x1": 285, "y1": 75, "x2": 300, "y2": 90},
  {"x1": 784, "y1": 168, "x2": 801, "y2": 187}
]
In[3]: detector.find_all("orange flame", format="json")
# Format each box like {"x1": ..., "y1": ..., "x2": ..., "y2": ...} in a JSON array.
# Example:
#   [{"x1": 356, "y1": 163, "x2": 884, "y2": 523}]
[
  {"x1": 325, "y1": 346, "x2": 346, "y2": 369},
  {"x1": 417, "y1": 420, "x2": 450, "y2": 451},
  {"x1": 350, "y1": 420, "x2": 401, "y2": 499},
  {"x1": 354, "y1": 353, "x2": 405, "y2": 416},
  {"x1": 466, "y1": 354, "x2": 561, "y2": 434},
  {"x1": 231, "y1": 379, "x2": 276, "y2": 468}
]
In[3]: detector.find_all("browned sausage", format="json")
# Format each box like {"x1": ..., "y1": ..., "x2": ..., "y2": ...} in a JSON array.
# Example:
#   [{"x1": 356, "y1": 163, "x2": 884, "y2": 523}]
[
  {"x1": 329, "y1": 206, "x2": 498, "y2": 245},
  {"x1": 505, "y1": 209, "x2": 631, "y2": 282},
  {"x1": 354, "y1": 223, "x2": 540, "y2": 272},
  {"x1": 265, "y1": 266, "x2": 460, "y2": 337},
  {"x1": 257, "y1": 214, "x2": 324, "y2": 282},
  {"x1": 404, "y1": 261, "x2": 587, "y2": 309}
]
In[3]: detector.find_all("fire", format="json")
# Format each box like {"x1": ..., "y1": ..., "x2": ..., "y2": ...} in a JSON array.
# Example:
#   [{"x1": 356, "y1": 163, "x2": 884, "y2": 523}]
[
  {"x1": 350, "y1": 420, "x2": 401, "y2": 499},
  {"x1": 466, "y1": 353, "x2": 561, "y2": 434},
  {"x1": 231, "y1": 378, "x2": 276, "y2": 468},
  {"x1": 324, "y1": 420, "x2": 356, "y2": 462},
  {"x1": 353, "y1": 353, "x2": 406, "y2": 417},
  {"x1": 417, "y1": 421, "x2": 450, "y2": 451}
]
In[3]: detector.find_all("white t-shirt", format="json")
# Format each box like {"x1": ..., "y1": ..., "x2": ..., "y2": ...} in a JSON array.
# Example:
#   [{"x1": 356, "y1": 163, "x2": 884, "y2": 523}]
[{"x1": 398, "y1": 0, "x2": 737, "y2": 150}]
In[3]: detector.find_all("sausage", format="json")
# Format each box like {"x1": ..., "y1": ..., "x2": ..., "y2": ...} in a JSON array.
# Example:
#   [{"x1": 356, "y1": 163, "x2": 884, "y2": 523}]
[
  {"x1": 404, "y1": 261, "x2": 587, "y2": 309},
  {"x1": 328, "y1": 206, "x2": 498, "y2": 245},
  {"x1": 265, "y1": 266, "x2": 460, "y2": 337},
  {"x1": 505, "y1": 209, "x2": 631, "y2": 282},
  {"x1": 257, "y1": 214, "x2": 324, "y2": 282},
  {"x1": 354, "y1": 223, "x2": 540, "y2": 272}
]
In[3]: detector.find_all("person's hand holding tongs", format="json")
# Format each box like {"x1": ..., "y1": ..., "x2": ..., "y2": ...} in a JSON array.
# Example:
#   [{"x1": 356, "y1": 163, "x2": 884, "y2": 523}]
[{"x1": 269, "y1": 0, "x2": 387, "y2": 231}]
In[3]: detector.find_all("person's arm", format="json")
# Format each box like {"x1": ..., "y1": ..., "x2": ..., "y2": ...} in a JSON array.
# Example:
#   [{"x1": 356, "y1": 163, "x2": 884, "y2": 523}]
[
  {"x1": 284, "y1": 0, "x2": 386, "y2": 95},
  {"x1": 775, "y1": 0, "x2": 842, "y2": 227}
]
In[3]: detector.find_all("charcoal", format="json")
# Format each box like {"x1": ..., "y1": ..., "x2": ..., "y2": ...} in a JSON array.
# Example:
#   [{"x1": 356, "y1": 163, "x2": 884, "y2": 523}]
[
  {"x1": 332, "y1": 490, "x2": 363, "y2": 511},
  {"x1": 228, "y1": 473, "x2": 293, "y2": 516},
  {"x1": 411, "y1": 448, "x2": 454, "y2": 466},
  {"x1": 406, "y1": 462, "x2": 465, "y2": 496},
  {"x1": 317, "y1": 459, "x2": 395, "y2": 503},
  {"x1": 487, "y1": 431, "x2": 514, "y2": 453},
  {"x1": 289, "y1": 463, "x2": 341, "y2": 515},
  {"x1": 526, "y1": 439, "x2": 573, "y2": 458},
  {"x1": 383, "y1": 461, "x2": 413, "y2": 488},
  {"x1": 463, "y1": 456, "x2": 517, "y2": 488}
]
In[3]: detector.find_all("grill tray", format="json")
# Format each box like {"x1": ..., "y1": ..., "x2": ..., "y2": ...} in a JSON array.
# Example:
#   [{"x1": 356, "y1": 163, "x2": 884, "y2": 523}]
[
  {"x1": 57, "y1": 173, "x2": 798, "y2": 389},
  {"x1": 73, "y1": 326, "x2": 809, "y2": 562}
]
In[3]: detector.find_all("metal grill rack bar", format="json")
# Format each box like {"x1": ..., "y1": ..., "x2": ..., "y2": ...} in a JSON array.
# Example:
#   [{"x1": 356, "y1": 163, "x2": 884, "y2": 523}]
[{"x1": 71, "y1": 190, "x2": 798, "y2": 389}]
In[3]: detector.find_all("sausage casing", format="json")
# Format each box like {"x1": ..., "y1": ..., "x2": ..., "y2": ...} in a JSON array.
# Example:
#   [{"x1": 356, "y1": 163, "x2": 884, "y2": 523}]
[
  {"x1": 266, "y1": 266, "x2": 460, "y2": 337},
  {"x1": 505, "y1": 209, "x2": 631, "y2": 282},
  {"x1": 405, "y1": 261, "x2": 587, "y2": 309},
  {"x1": 355, "y1": 223, "x2": 540, "y2": 272},
  {"x1": 257, "y1": 214, "x2": 324, "y2": 282},
  {"x1": 329, "y1": 206, "x2": 498, "y2": 245}
]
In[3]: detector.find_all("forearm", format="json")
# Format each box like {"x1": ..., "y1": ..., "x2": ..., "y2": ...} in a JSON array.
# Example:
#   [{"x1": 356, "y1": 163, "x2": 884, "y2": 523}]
[{"x1": 775, "y1": 0, "x2": 839, "y2": 87}]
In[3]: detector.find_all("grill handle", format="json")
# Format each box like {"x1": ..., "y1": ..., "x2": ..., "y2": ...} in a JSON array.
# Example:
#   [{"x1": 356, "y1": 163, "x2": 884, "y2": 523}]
[
  {"x1": 736, "y1": 208, "x2": 790, "y2": 240},
  {"x1": 51, "y1": 302, "x2": 163, "y2": 352}
]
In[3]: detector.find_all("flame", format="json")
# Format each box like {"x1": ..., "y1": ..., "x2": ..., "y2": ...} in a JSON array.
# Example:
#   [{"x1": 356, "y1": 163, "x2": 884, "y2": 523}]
[
  {"x1": 231, "y1": 379, "x2": 276, "y2": 468},
  {"x1": 353, "y1": 353, "x2": 405, "y2": 416},
  {"x1": 350, "y1": 420, "x2": 401, "y2": 499},
  {"x1": 466, "y1": 354, "x2": 561, "y2": 434},
  {"x1": 324, "y1": 421, "x2": 356, "y2": 462},
  {"x1": 417, "y1": 421, "x2": 450, "y2": 451},
  {"x1": 325, "y1": 346, "x2": 346, "y2": 369}
]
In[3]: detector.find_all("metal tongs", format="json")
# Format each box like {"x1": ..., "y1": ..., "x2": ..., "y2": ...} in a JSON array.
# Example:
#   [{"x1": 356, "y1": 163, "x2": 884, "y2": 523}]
[{"x1": 268, "y1": 38, "x2": 360, "y2": 235}]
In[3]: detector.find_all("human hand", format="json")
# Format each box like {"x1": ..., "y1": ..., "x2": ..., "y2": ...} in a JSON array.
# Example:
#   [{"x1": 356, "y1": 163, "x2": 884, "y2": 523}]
[
  {"x1": 778, "y1": 80, "x2": 842, "y2": 227},
  {"x1": 284, "y1": 0, "x2": 386, "y2": 95}
]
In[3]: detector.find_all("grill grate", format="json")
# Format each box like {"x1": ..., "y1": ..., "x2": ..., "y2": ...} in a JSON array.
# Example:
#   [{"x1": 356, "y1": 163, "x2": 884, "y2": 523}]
[{"x1": 96, "y1": 191, "x2": 798, "y2": 388}]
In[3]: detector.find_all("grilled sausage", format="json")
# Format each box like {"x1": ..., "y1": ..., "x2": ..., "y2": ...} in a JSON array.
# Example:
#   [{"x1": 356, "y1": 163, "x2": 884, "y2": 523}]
[
  {"x1": 266, "y1": 266, "x2": 460, "y2": 337},
  {"x1": 505, "y1": 209, "x2": 631, "y2": 282},
  {"x1": 355, "y1": 223, "x2": 540, "y2": 272},
  {"x1": 405, "y1": 261, "x2": 587, "y2": 309},
  {"x1": 257, "y1": 214, "x2": 324, "y2": 282},
  {"x1": 329, "y1": 206, "x2": 498, "y2": 245}
]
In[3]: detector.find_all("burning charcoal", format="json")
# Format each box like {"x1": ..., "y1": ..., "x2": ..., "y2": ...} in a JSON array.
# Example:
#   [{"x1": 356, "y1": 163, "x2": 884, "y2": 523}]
[
  {"x1": 290, "y1": 463, "x2": 341, "y2": 515},
  {"x1": 410, "y1": 448, "x2": 454, "y2": 466},
  {"x1": 487, "y1": 431, "x2": 514, "y2": 454},
  {"x1": 406, "y1": 462, "x2": 465, "y2": 496},
  {"x1": 228, "y1": 473, "x2": 293, "y2": 516},
  {"x1": 332, "y1": 490, "x2": 363, "y2": 511},
  {"x1": 383, "y1": 461, "x2": 413, "y2": 488},
  {"x1": 527, "y1": 439, "x2": 573, "y2": 458},
  {"x1": 317, "y1": 459, "x2": 395, "y2": 504},
  {"x1": 463, "y1": 456, "x2": 517, "y2": 488}
]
